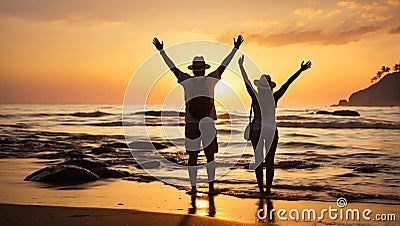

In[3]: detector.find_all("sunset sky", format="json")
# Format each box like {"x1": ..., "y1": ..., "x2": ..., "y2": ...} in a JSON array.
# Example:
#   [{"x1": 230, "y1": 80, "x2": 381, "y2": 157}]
[{"x1": 0, "y1": 0, "x2": 399, "y2": 106}]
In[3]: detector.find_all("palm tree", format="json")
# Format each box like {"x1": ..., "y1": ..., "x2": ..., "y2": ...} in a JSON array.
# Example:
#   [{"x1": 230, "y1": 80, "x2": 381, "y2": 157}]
[
  {"x1": 371, "y1": 71, "x2": 383, "y2": 83},
  {"x1": 371, "y1": 75, "x2": 379, "y2": 83},
  {"x1": 381, "y1": 65, "x2": 390, "y2": 74},
  {"x1": 376, "y1": 70, "x2": 383, "y2": 79},
  {"x1": 394, "y1": 63, "x2": 400, "y2": 72}
]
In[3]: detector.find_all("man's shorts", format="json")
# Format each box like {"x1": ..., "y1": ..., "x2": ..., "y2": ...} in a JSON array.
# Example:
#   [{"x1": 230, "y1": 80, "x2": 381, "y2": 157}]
[{"x1": 185, "y1": 122, "x2": 218, "y2": 154}]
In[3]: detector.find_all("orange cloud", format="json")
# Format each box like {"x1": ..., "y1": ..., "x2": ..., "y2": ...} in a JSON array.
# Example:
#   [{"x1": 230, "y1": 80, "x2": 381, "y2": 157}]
[
  {"x1": 217, "y1": 26, "x2": 381, "y2": 47},
  {"x1": 294, "y1": 8, "x2": 323, "y2": 17},
  {"x1": 337, "y1": 1, "x2": 361, "y2": 9},
  {"x1": 389, "y1": 25, "x2": 400, "y2": 34},
  {"x1": 375, "y1": 15, "x2": 393, "y2": 21},
  {"x1": 337, "y1": 1, "x2": 388, "y2": 10}
]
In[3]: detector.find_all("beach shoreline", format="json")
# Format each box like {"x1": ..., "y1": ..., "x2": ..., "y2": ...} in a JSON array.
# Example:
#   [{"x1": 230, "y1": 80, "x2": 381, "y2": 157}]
[{"x1": 0, "y1": 159, "x2": 398, "y2": 225}]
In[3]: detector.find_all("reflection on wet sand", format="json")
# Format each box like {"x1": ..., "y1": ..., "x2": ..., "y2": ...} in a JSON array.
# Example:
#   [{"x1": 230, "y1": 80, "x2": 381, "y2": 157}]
[
  {"x1": 257, "y1": 198, "x2": 274, "y2": 223},
  {"x1": 188, "y1": 193, "x2": 216, "y2": 217}
]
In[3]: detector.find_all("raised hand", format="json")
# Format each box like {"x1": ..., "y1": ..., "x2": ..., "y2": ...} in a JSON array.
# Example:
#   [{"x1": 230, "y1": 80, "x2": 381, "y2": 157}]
[
  {"x1": 238, "y1": 55, "x2": 245, "y2": 66},
  {"x1": 300, "y1": 61, "x2": 312, "y2": 71},
  {"x1": 152, "y1": 37, "x2": 164, "y2": 51},
  {"x1": 234, "y1": 35, "x2": 244, "y2": 49}
]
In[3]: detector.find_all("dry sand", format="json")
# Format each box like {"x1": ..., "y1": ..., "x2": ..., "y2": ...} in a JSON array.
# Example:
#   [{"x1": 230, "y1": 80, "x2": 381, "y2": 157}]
[{"x1": 0, "y1": 204, "x2": 256, "y2": 226}]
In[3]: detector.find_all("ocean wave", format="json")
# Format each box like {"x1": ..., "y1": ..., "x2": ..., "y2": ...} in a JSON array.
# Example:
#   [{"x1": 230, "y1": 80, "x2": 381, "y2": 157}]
[
  {"x1": 277, "y1": 115, "x2": 310, "y2": 120},
  {"x1": 218, "y1": 113, "x2": 246, "y2": 119},
  {"x1": 23, "y1": 111, "x2": 114, "y2": 118},
  {"x1": 344, "y1": 163, "x2": 397, "y2": 174},
  {"x1": 219, "y1": 183, "x2": 400, "y2": 202},
  {"x1": 328, "y1": 191, "x2": 400, "y2": 201},
  {"x1": 133, "y1": 110, "x2": 248, "y2": 119},
  {"x1": 71, "y1": 118, "x2": 399, "y2": 130},
  {"x1": 275, "y1": 160, "x2": 321, "y2": 169},
  {"x1": 339, "y1": 153, "x2": 384, "y2": 159},
  {"x1": 287, "y1": 133, "x2": 318, "y2": 138},
  {"x1": 277, "y1": 121, "x2": 400, "y2": 129},
  {"x1": 0, "y1": 123, "x2": 32, "y2": 128},
  {"x1": 64, "y1": 121, "x2": 186, "y2": 127},
  {"x1": 0, "y1": 114, "x2": 13, "y2": 118},
  {"x1": 70, "y1": 111, "x2": 113, "y2": 117},
  {"x1": 218, "y1": 129, "x2": 242, "y2": 135},
  {"x1": 221, "y1": 188, "x2": 317, "y2": 200},
  {"x1": 27, "y1": 113, "x2": 64, "y2": 117},
  {"x1": 134, "y1": 110, "x2": 185, "y2": 117},
  {"x1": 280, "y1": 141, "x2": 341, "y2": 150}
]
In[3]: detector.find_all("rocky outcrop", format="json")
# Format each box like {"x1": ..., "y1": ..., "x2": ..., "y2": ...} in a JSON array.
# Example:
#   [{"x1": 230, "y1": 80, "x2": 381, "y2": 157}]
[
  {"x1": 25, "y1": 159, "x2": 131, "y2": 183},
  {"x1": 336, "y1": 72, "x2": 400, "y2": 106},
  {"x1": 316, "y1": 110, "x2": 360, "y2": 116},
  {"x1": 24, "y1": 165, "x2": 99, "y2": 182}
]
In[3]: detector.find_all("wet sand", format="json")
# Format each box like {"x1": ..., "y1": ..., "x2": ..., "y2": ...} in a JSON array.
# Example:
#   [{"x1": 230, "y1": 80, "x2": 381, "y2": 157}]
[
  {"x1": 0, "y1": 204, "x2": 255, "y2": 226},
  {"x1": 1, "y1": 159, "x2": 398, "y2": 225}
]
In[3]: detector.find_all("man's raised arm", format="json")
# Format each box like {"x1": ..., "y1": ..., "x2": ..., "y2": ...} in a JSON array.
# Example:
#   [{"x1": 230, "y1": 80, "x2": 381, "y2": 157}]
[
  {"x1": 274, "y1": 61, "x2": 312, "y2": 101},
  {"x1": 215, "y1": 35, "x2": 244, "y2": 77},
  {"x1": 152, "y1": 37, "x2": 181, "y2": 79}
]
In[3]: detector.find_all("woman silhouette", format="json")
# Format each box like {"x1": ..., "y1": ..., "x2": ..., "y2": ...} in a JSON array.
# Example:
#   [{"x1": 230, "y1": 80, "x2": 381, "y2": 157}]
[{"x1": 239, "y1": 55, "x2": 312, "y2": 194}]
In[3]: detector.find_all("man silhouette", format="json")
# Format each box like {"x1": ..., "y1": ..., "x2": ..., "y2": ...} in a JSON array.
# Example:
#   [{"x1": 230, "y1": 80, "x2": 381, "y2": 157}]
[{"x1": 152, "y1": 35, "x2": 243, "y2": 194}]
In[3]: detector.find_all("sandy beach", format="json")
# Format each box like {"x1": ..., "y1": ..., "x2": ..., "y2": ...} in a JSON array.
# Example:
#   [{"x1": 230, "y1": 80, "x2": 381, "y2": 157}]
[
  {"x1": 1, "y1": 158, "x2": 399, "y2": 225},
  {"x1": 0, "y1": 204, "x2": 256, "y2": 226}
]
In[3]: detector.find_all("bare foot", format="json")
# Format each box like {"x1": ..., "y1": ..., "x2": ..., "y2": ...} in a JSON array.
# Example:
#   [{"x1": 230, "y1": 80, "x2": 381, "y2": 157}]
[
  {"x1": 208, "y1": 188, "x2": 220, "y2": 196},
  {"x1": 186, "y1": 188, "x2": 197, "y2": 195}
]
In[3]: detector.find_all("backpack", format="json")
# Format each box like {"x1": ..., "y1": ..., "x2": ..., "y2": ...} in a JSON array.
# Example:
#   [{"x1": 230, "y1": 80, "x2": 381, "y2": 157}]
[{"x1": 187, "y1": 96, "x2": 213, "y2": 119}]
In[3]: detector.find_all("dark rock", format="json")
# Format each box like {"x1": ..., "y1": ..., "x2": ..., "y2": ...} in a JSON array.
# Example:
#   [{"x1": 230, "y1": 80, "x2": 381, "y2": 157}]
[
  {"x1": 88, "y1": 121, "x2": 122, "y2": 127},
  {"x1": 136, "y1": 160, "x2": 161, "y2": 169},
  {"x1": 24, "y1": 165, "x2": 99, "y2": 182},
  {"x1": 332, "y1": 110, "x2": 360, "y2": 116},
  {"x1": 315, "y1": 110, "x2": 332, "y2": 115},
  {"x1": 70, "y1": 111, "x2": 111, "y2": 117},
  {"x1": 35, "y1": 152, "x2": 64, "y2": 159},
  {"x1": 354, "y1": 166, "x2": 380, "y2": 173},
  {"x1": 316, "y1": 110, "x2": 360, "y2": 116},
  {"x1": 124, "y1": 175, "x2": 157, "y2": 183},
  {"x1": 275, "y1": 160, "x2": 304, "y2": 169},
  {"x1": 0, "y1": 138, "x2": 13, "y2": 144},
  {"x1": 62, "y1": 150, "x2": 86, "y2": 158},
  {"x1": 128, "y1": 141, "x2": 168, "y2": 150},
  {"x1": 338, "y1": 99, "x2": 348, "y2": 106},
  {"x1": 91, "y1": 146, "x2": 115, "y2": 155},
  {"x1": 101, "y1": 142, "x2": 128, "y2": 149},
  {"x1": 63, "y1": 159, "x2": 109, "y2": 170},
  {"x1": 91, "y1": 167, "x2": 130, "y2": 178}
]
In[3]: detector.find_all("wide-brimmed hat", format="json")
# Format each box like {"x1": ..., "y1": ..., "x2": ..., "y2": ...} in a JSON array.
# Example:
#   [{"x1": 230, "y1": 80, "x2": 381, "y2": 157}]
[
  {"x1": 254, "y1": 75, "x2": 276, "y2": 89},
  {"x1": 188, "y1": 56, "x2": 211, "y2": 71}
]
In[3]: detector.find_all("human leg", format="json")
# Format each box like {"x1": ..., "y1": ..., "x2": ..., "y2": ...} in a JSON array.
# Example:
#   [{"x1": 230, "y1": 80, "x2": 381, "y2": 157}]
[
  {"x1": 250, "y1": 128, "x2": 264, "y2": 193},
  {"x1": 265, "y1": 131, "x2": 278, "y2": 194},
  {"x1": 185, "y1": 123, "x2": 201, "y2": 194},
  {"x1": 204, "y1": 136, "x2": 218, "y2": 194},
  {"x1": 187, "y1": 152, "x2": 199, "y2": 194}
]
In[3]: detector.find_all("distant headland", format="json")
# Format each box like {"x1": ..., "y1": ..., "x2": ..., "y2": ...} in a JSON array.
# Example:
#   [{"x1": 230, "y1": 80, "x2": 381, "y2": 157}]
[{"x1": 334, "y1": 72, "x2": 400, "y2": 107}]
